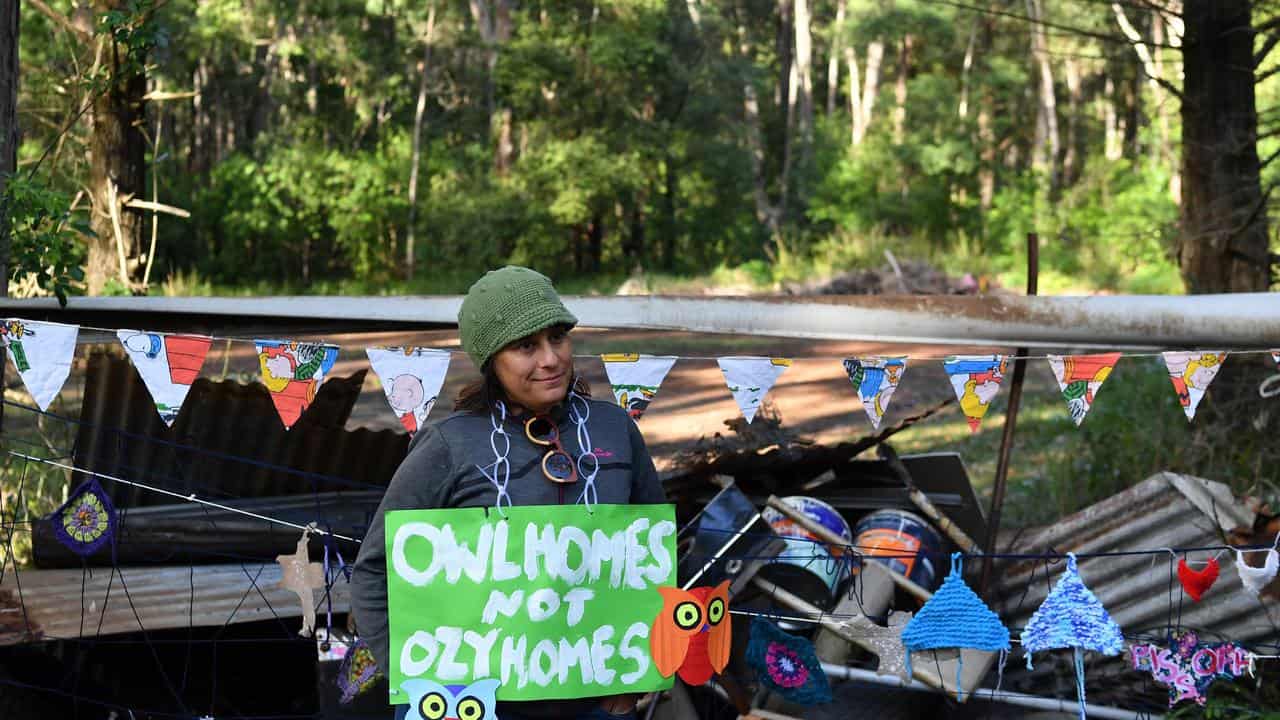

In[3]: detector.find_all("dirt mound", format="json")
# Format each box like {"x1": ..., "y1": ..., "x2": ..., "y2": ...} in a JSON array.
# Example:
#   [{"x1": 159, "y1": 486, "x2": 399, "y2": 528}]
[{"x1": 783, "y1": 252, "x2": 988, "y2": 296}]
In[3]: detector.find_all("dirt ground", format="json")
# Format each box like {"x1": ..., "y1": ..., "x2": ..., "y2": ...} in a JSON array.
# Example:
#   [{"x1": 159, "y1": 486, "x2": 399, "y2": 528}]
[{"x1": 291, "y1": 327, "x2": 1005, "y2": 473}]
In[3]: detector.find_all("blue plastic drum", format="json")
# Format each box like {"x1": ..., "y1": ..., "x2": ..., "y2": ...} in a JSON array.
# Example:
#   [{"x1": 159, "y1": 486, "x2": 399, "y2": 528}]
[
  {"x1": 852, "y1": 509, "x2": 944, "y2": 590},
  {"x1": 759, "y1": 496, "x2": 854, "y2": 609}
]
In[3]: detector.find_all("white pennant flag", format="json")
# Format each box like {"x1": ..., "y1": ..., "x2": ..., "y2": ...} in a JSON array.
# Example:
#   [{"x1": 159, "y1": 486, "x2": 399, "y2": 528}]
[
  {"x1": 600, "y1": 353, "x2": 677, "y2": 420},
  {"x1": 1, "y1": 319, "x2": 78, "y2": 411},
  {"x1": 365, "y1": 347, "x2": 452, "y2": 434},
  {"x1": 843, "y1": 356, "x2": 908, "y2": 430},
  {"x1": 117, "y1": 330, "x2": 213, "y2": 425},
  {"x1": 717, "y1": 356, "x2": 792, "y2": 424},
  {"x1": 1161, "y1": 351, "x2": 1227, "y2": 421}
]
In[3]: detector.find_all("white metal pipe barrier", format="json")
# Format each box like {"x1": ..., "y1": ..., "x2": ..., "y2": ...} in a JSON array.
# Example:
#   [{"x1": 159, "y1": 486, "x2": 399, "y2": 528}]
[{"x1": 1, "y1": 292, "x2": 1277, "y2": 349}]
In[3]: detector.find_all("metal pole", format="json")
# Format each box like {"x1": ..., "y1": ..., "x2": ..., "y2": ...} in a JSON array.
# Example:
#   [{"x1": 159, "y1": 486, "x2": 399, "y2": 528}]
[
  {"x1": 979, "y1": 232, "x2": 1038, "y2": 594},
  {"x1": 818, "y1": 663, "x2": 1160, "y2": 720}
]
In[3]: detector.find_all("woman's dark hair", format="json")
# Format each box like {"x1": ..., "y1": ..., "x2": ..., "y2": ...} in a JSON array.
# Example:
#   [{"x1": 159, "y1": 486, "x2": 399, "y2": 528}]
[{"x1": 453, "y1": 324, "x2": 588, "y2": 414}]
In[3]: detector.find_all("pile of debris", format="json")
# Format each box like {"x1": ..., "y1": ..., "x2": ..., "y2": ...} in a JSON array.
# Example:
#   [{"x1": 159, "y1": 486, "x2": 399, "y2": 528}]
[{"x1": 782, "y1": 251, "x2": 990, "y2": 296}]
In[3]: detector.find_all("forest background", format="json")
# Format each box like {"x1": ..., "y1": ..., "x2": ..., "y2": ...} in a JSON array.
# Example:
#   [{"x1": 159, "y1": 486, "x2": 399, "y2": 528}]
[
  {"x1": 1, "y1": 0, "x2": 1278, "y2": 300},
  {"x1": 2, "y1": 0, "x2": 1280, "y2": 527}
]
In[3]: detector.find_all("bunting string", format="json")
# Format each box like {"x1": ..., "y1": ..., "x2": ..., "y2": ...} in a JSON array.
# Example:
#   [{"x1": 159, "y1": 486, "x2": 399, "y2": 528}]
[{"x1": 3, "y1": 317, "x2": 1278, "y2": 431}]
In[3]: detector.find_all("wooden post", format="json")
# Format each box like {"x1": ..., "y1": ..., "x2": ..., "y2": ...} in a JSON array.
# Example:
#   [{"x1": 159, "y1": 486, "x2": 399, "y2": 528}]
[{"x1": 978, "y1": 232, "x2": 1038, "y2": 593}]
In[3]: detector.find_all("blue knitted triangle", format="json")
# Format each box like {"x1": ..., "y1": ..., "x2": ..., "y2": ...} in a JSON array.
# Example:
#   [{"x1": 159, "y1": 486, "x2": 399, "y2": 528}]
[
  {"x1": 901, "y1": 553, "x2": 1011, "y2": 654},
  {"x1": 1020, "y1": 553, "x2": 1124, "y2": 661}
]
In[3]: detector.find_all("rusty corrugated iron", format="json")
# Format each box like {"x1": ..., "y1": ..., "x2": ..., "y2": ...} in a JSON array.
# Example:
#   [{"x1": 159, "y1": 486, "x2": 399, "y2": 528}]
[{"x1": 990, "y1": 472, "x2": 1273, "y2": 707}]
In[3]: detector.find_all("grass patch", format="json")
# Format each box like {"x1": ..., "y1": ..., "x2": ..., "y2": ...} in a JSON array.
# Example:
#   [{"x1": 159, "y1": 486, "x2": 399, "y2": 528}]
[{"x1": 886, "y1": 357, "x2": 1197, "y2": 527}]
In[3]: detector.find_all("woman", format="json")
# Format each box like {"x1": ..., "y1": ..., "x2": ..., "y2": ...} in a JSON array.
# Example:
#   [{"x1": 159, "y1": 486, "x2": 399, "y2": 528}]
[{"x1": 351, "y1": 265, "x2": 666, "y2": 720}]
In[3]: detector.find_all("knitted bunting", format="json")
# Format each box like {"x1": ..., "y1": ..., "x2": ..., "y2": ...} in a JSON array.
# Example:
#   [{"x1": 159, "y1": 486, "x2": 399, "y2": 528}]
[
  {"x1": 1130, "y1": 631, "x2": 1252, "y2": 706},
  {"x1": 49, "y1": 477, "x2": 116, "y2": 557},
  {"x1": 1234, "y1": 548, "x2": 1278, "y2": 597},
  {"x1": 1020, "y1": 553, "x2": 1123, "y2": 720},
  {"x1": 901, "y1": 552, "x2": 1009, "y2": 699},
  {"x1": 746, "y1": 617, "x2": 832, "y2": 704},
  {"x1": 1176, "y1": 557, "x2": 1220, "y2": 602}
]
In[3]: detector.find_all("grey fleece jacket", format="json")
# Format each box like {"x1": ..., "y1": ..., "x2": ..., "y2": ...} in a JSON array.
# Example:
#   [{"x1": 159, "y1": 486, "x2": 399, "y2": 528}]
[{"x1": 350, "y1": 396, "x2": 666, "y2": 714}]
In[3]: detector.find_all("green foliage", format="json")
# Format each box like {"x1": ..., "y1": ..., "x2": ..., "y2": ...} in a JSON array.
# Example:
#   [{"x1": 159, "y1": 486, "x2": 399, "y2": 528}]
[
  {"x1": 196, "y1": 135, "x2": 409, "y2": 285},
  {"x1": 0, "y1": 176, "x2": 87, "y2": 305}
]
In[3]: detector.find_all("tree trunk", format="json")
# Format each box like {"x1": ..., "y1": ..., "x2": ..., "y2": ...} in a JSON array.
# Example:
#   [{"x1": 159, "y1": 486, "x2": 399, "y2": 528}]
[
  {"x1": 793, "y1": 0, "x2": 813, "y2": 145},
  {"x1": 958, "y1": 21, "x2": 976, "y2": 118},
  {"x1": 1103, "y1": 75, "x2": 1121, "y2": 160},
  {"x1": 86, "y1": 9, "x2": 148, "y2": 295},
  {"x1": 1178, "y1": 0, "x2": 1269, "y2": 293},
  {"x1": 827, "y1": 0, "x2": 845, "y2": 115},
  {"x1": 851, "y1": 41, "x2": 883, "y2": 146},
  {"x1": 892, "y1": 34, "x2": 911, "y2": 145},
  {"x1": 0, "y1": 0, "x2": 18, "y2": 299},
  {"x1": 1027, "y1": 0, "x2": 1059, "y2": 191},
  {"x1": 1063, "y1": 58, "x2": 1081, "y2": 186},
  {"x1": 737, "y1": 13, "x2": 782, "y2": 239},
  {"x1": 469, "y1": 0, "x2": 513, "y2": 172},
  {"x1": 976, "y1": 17, "x2": 994, "y2": 211},
  {"x1": 405, "y1": 2, "x2": 437, "y2": 281},
  {"x1": 662, "y1": 155, "x2": 677, "y2": 270}
]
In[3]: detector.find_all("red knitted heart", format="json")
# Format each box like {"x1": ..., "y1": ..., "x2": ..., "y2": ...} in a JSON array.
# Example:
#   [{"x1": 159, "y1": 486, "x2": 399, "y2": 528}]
[{"x1": 1177, "y1": 557, "x2": 1220, "y2": 602}]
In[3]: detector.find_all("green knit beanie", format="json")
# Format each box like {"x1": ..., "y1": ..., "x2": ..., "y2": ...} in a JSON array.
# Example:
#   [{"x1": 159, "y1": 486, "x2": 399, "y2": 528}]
[{"x1": 457, "y1": 265, "x2": 578, "y2": 369}]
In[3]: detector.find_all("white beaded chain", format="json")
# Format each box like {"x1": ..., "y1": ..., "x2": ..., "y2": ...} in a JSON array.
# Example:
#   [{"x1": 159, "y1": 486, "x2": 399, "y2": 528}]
[
  {"x1": 477, "y1": 399, "x2": 513, "y2": 516},
  {"x1": 568, "y1": 391, "x2": 600, "y2": 511}
]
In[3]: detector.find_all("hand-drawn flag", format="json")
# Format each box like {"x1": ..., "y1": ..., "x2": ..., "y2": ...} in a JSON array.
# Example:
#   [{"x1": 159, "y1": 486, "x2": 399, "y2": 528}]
[
  {"x1": 601, "y1": 354, "x2": 677, "y2": 420},
  {"x1": 255, "y1": 340, "x2": 340, "y2": 429},
  {"x1": 1160, "y1": 351, "x2": 1227, "y2": 422},
  {"x1": 717, "y1": 357, "x2": 791, "y2": 424},
  {"x1": 843, "y1": 356, "x2": 908, "y2": 430},
  {"x1": 942, "y1": 354, "x2": 1007, "y2": 433},
  {"x1": 365, "y1": 347, "x2": 452, "y2": 435},
  {"x1": 1046, "y1": 353, "x2": 1120, "y2": 426},
  {"x1": 117, "y1": 330, "x2": 213, "y2": 425},
  {"x1": 0, "y1": 319, "x2": 78, "y2": 411}
]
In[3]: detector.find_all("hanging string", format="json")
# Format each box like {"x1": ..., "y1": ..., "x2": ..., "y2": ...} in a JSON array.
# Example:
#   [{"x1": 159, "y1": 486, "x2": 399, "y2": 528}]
[
  {"x1": 6, "y1": 451, "x2": 362, "y2": 542},
  {"x1": 22, "y1": 317, "x2": 1280, "y2": 362}
]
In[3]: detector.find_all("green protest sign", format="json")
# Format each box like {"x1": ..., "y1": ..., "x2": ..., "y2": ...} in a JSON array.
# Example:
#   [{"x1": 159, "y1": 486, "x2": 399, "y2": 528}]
[{"x1": 384, "y1": 503, "x2": 677, "y2": 703}]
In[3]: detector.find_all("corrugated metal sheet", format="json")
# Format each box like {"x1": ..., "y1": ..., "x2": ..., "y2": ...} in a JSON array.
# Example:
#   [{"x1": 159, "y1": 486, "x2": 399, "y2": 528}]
[
  {"x1": 0, "y1": 560, "x2": 348, "y2": 644},
  {"x1": 71, "y1": 351, "x2": 407, "y2": 507},
  {"x1": 990, "y1": 472, "x2": 1274, "y2": 707}
]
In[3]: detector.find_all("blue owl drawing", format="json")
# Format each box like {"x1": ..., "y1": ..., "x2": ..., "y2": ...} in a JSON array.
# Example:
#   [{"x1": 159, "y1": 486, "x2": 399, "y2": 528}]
[{"x1": 401, "y1": 678, "x2": 500, "y2": 720}]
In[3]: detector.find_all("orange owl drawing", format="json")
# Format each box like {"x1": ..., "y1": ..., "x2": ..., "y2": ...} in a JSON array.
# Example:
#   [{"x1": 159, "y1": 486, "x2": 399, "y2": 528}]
[{"x1": 649, "y1": 581, "x2": 732, "y2": 686}]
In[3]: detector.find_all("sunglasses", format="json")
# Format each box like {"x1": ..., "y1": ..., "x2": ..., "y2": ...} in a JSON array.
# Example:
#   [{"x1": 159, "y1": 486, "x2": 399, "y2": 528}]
[{"x1": 524, "y1": 416, "x2": 578, "y2": 484}]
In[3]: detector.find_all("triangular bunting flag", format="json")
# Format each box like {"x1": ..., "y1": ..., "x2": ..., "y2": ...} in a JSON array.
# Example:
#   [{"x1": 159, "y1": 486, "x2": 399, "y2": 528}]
[
  {"x1": 1046, "y1": 353, "x2": 1120, "y2": 426},
  {"x1": 1, "y1": 319, "x2": 78, "y2": 411},
  {"x1": 1020, "y1": 553, "x2": 1123, "y2": 719},
  {"x1": 255, "y1": 340, "x2": 340, "y2": 430},
  {"x1": 1271, "y1": 350, "x2": 1279, "y2": 367},
  {"x1": 716, "y1": 356, "x2": 791, "y2": 424},
  {"x1": 601, "y1": 353, "x2": 677, "y2": 420},
  {"x1": 942, "y1": 355, "x2": 1007, "y2": 433},
  {"x1": 843, "y1": 356, "x2": 907, "y2": 430},
  {"x1": 365, "y1": 347, "x2": 451, "y2": 435},
  {"x1": 117, "y1": 330, "x2": 213, "y2": 426},
  {"x1": 1160, "y1": 351, "x2": 1226, "y2": 421}
]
